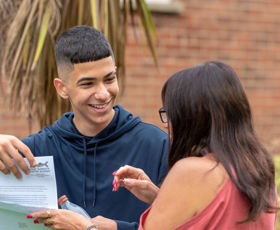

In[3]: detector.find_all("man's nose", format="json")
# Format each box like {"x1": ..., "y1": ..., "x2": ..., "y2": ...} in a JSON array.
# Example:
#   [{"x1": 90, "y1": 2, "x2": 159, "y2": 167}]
[{"x1": 95, "y1": 84, "x2": 110, "y2": 100}]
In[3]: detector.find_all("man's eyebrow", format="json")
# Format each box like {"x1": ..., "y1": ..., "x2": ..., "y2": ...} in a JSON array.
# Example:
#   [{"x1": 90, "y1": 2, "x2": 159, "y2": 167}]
[
  {"x1": 76, "y1": 71, "x2": 116, "y2": 85},
  {"x1": 104, "y1": 71, "x2": 116, "y2": 78},
  {"x1": 76, "y1": 77, "x2": 96, "y2": 84}
]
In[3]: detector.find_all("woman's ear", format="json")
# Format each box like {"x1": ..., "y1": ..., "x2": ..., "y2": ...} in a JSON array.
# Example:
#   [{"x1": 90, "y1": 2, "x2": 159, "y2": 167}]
[{"x1": 54, "y1": 78, "x2": 68, "y2": 99}]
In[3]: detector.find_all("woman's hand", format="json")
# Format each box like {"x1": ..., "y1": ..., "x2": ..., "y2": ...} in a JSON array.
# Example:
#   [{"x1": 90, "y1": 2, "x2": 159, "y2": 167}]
[
  {"x1": 27, "y1": 209, "x2": 93, "y2": 230},
  {"x1": 113, "y1": 165, "x2": 159, "y2": 204}
]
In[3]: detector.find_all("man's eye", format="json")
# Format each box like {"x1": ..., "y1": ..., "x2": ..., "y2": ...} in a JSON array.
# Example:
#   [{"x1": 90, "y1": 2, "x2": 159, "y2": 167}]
[
  {"x1": 81, "y1": 82, "x2": 92, "y2": 86},
  {"x1": 106, "y1": 76, "x2": 116, "y2": 82}
]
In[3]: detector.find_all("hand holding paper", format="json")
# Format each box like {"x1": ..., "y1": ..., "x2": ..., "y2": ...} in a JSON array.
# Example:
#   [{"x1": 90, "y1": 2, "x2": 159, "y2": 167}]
[
  {"x1": 0, "y1": 156, "x2": 58, "y2": 229},
  {"x1": 0, "y1": 134, "x2": 37, "y2": 178},
  {"x1": 29, "y1": 209, "x2": 94, "y2": 230}
]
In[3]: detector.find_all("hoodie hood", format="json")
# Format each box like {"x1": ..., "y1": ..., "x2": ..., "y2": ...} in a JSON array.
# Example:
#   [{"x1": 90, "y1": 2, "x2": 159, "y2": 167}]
[
  {"x1": 52, "y1": 105, "x2": 141, "y2": 144},
  {"x1": 49, "y1": 105, "x2": 141, "y2": 208}
]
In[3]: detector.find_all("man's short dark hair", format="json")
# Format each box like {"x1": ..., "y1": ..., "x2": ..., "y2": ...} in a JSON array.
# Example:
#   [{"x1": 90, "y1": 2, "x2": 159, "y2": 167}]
[{"x1": 55, "y1": 25, "x2": 114, "y2": 72}]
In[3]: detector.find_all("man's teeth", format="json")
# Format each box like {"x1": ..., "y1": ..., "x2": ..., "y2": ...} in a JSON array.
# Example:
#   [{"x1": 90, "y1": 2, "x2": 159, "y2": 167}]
[{"x1": 90, "y1": 104, "x2": 106, "y2": 109}]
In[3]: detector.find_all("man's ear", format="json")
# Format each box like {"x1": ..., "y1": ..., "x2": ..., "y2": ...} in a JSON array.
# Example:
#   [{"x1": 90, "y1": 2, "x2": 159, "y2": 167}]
[{"x1": 54, "y1": 78, "x2": 68, "y2": 99}]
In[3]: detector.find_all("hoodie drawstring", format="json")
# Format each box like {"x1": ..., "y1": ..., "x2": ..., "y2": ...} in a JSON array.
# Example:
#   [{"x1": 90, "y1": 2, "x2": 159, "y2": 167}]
[
  {"x1": 82, "y1": 139, "x2": 97, "y2": 208},
  {"x1": 93, "y1": 143, "x2": 97, "y2": 207},
  {"x1": 82, "y1": 138, "x2": 87, "y2": 208}
]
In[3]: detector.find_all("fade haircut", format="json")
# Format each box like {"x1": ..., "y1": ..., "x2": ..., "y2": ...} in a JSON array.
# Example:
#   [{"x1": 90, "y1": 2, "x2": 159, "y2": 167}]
[{"x1": 55, "y1": 25, "x2": 114, "y2": 78}]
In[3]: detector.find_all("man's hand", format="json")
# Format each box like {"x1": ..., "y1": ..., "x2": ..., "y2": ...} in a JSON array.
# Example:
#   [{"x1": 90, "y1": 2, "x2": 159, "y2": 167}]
[
  {"x1": 90, "y1": 216, "x2": 117, "y2": 230},
  {"x1": 0, "y1": 134, "x2": 36, "y2": 178}
]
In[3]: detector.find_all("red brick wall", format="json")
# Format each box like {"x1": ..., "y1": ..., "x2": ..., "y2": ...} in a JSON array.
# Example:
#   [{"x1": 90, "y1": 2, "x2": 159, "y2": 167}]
[
  {"x1": 1, "y1": 0, "x2": 280, "y2": 154},
  {"x1": 120, "y1": 0, "x2": 280, "y2": 155},
  {"x1": 0, "y1": 79, "x2": 38, "y2": 138}
]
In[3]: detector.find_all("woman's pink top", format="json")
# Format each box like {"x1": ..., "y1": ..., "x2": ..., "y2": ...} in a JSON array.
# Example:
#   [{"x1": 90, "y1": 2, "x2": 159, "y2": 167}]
[{"x1": 138, "y1": 177, "x2": 277, "y2": 230}]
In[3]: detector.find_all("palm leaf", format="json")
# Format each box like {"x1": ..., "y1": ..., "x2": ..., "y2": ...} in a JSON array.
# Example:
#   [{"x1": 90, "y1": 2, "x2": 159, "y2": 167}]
[
  {"x1": 32, "y1": 1, "x2": 52, "y2": 69},
  {"x1": 90, "y1": 0, "x2": 98, "y2": 29},
  {"x1": 136, "y1": 0, "x2": 158, "y2": 67},
  {"x1": 1, "y1": 0, "x2": 158, "y2": 128}
]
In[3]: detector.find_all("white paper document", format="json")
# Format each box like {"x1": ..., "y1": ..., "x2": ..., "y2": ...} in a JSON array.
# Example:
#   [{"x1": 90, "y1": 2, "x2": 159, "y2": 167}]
[{"x1": 0, "y1": 156, "x2": 58, "y2": 229}]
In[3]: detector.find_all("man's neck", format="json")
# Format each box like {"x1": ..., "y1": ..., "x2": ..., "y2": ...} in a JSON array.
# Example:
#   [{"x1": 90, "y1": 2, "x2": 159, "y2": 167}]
[{"x1": 73, "y1": 110, "x2": 115, "y2": 137}]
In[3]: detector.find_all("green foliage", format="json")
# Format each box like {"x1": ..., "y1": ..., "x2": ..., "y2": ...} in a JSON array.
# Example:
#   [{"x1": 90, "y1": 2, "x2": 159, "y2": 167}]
[{"x1": 274, "y1": 155, "x2": 280, "y2": 229}]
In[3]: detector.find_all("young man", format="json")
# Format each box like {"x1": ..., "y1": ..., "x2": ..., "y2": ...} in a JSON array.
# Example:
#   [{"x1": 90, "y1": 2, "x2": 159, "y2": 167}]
[{"x1": 0, "y1": 26, "x2": 168, "y2": 230}]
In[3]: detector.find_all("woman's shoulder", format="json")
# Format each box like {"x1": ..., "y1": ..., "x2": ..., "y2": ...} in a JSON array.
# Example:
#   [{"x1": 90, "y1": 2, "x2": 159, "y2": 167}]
[
  {"x1": 144, "y1": 155, "x2": 229, "y2": 229},
  {"x1": 167, "y1": 155, "x2": 229, "y2": 208},
  {"x1": 170, "y1": 155, "x2": 227, "y2": 183}
]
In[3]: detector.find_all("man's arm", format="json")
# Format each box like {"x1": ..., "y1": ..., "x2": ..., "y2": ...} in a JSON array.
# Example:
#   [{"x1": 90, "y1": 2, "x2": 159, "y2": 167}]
[{"x1": 0, "y1": 134, "x2": 36, "y2": 178}]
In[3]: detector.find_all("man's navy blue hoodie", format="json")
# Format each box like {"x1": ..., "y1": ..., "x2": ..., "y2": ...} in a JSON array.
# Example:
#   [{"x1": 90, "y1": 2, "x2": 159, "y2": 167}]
[{"x1": 22, "y1": 105, "x2": 169, "y2": 230}]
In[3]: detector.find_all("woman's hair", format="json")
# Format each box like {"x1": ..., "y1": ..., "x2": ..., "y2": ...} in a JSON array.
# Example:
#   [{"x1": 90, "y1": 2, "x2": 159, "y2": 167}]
[{"x1": 161, "y1": 60, "x2": 277, "y2": 222}]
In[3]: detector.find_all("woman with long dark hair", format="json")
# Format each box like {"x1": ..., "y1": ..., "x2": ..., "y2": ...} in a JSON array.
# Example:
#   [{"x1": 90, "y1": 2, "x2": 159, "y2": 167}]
[{"x1": 113, "y1": 61, "x2": 278, "y2": 229}]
